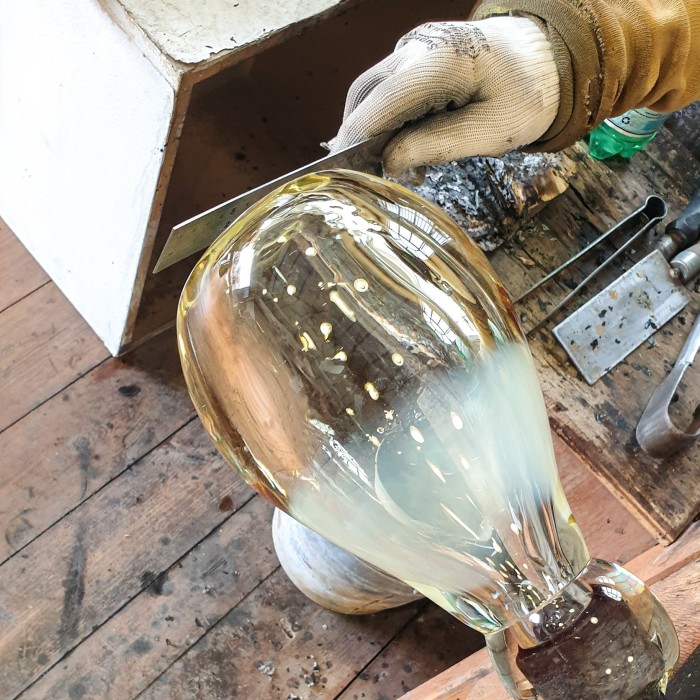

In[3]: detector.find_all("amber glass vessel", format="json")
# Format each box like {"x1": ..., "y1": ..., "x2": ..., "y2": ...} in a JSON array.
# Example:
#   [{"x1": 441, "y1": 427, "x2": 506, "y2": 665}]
[{"x1": 177, "y1": 169, "x2": 678, "y2": 698}]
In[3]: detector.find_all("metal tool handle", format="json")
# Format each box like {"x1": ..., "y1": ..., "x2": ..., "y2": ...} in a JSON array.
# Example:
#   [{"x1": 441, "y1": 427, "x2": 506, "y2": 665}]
[
  {"x1": 636, "y1": 313, "x2": 700, "y2": 458},
  {"x1": 661, "y1": 188, "x2": 700, "y2": 257},
  {"x1": 676, "y1": 311, "x2": 700, "y2": 370},
  {"x1": 514, "y1": 195, "x2": 666, "y2": 304},
  {"x1": 527, "y1": 196, "x2": 667, "y2": 333},
  {"x1": 670, "y1": 241, "x2": 700, "y2": 282}
]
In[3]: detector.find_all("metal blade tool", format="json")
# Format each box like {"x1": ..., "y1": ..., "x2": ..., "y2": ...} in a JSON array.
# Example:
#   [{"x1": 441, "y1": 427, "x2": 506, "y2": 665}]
[
  {"x1": 153, "y1": 132, "x2": 394, "y2": 273},
  {"x1": 635, "y1": 313, "x2": 700, "y2": 458},
  {"x1": 552, "y1": 247, "x2": 698, "y2": 384}
]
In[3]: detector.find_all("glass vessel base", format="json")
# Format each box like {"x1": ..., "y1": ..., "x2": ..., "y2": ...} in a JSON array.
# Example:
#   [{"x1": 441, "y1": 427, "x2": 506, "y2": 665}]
[{"x1": 487, "y1": 559, "x2": 679, "y2": 699}]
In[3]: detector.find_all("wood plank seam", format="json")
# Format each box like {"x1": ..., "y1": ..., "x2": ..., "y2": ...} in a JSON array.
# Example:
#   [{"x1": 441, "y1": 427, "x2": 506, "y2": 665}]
[
  {"x1": 331, "y1": 601, "x2": 431, "y2": 699},
  {"x1": 535, "y1": 341, "x2": 673, "y2": 542},
  {"x1": 0, "y1": 353, "x2": 109, "y2": 439},
  {"x1": 0, "y1": 283, "x2": 113, "y2": 430},
  {"x1": 0, "y1": 415, "x2": 199, "y2": 568},
  {"x1": 0, "y1": 221, "x2": 50, "y2": 312},
  {"x1": 0, "y1": 280, "x2": 51, "y2": 316},
  {"x1": 15, "y1": 491, "x2": 258, "y2": 699},
  {"x1": 567, "y1": 182, "x2": 610, "y2": 227},
  {"x1": 131, "y1": 562, "x2": 282, "y2": 699},
  {"x1": 550, "y1": 416, "x2": 667, "y2": 542},
  {"x1": 625, "y1": 521, "x2": 700, "y2": 587}
]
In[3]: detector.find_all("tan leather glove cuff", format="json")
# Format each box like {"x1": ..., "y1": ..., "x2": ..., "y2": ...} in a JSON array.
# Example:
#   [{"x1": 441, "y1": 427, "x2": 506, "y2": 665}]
[
  {"x1": 474, "y1": 1, "x2": 603, "y2": 152},
  {"x1": 476, "y1": 0, "x2": 699, "y2": 152}
]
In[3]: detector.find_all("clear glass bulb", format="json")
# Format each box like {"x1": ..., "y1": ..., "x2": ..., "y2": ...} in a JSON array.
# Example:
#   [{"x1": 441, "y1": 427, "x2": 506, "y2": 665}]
[{"x1": 177, "y1": 170, "x2": 678, "y2": 698}]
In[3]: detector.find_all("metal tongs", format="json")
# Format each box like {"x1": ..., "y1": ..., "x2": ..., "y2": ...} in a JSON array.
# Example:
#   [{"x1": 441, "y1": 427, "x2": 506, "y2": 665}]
[
  {"x1": 515, "y1": 195, "x2": 668, "y2": 333},
  {"x1": 636, "y1": 314, "x2": 700, "y2": 458}
]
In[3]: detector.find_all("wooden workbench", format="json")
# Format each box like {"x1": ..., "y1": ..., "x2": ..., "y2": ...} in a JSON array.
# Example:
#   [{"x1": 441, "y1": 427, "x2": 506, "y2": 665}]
[
  {"x1": 401, "y1": 102, "x2": 700, "y2": 699},
  {"x1": 491, "y1": 114, "x2": 700, "y2": 544}
]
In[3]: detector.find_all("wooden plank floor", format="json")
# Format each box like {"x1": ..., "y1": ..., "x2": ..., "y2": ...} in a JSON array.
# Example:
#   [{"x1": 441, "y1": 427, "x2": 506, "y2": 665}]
[{"x1": 0, "y1": 208, "x2": 659, "y2": 698}]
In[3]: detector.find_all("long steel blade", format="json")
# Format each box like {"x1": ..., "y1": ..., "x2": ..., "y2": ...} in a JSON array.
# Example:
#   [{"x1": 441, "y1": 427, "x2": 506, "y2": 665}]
[{"x1": 153, "y1": 133, "x2": 392, "y2": 273}]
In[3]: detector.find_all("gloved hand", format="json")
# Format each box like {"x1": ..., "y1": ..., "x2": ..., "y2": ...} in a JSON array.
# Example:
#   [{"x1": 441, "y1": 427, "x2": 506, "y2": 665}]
[{"x1": 329, "y1": 18, "x2": 560, "y2": 177}]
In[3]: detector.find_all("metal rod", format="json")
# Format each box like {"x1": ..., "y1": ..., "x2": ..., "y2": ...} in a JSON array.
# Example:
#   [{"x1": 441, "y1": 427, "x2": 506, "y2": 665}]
[
  {"x1": 523, "y1": 196, "x2": 667, "y2": 334},
  {"x1": 514, "y1": 195, "x2": 666, "y2": 303}
]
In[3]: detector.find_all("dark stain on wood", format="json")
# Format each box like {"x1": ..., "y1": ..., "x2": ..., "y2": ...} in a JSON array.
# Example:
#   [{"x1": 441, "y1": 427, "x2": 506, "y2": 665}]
[
  {"x1": 59, "y1": 524, "x2": 86, "y2": 646},
  {"x1": 141, "y1": 570, "x2": 170, "y2": 596},
  {"x1": 218, "y1": 494, "x2": 234, "y2": 511},
  {"x1": 73, "y1": 436, "x2": 91, "y2": 499},
  {"x1": 129, "y1": 637, "x2": 153, "y2": 656},
  {"x1": 67, "y1": 679, "x2": 90, "y2": 699},
  {"x1": 4, "y1": 508, "x2": 34, "y2": 551}
]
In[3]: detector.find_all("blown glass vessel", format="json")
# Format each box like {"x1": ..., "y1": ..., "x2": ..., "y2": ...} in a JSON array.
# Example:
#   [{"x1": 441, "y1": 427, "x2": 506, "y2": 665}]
[{"x1": 177, "y1": 169, "x2": 678, "y2": 698}]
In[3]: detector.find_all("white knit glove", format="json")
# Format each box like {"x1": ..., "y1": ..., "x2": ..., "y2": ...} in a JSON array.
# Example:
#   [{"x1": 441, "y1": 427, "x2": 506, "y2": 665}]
[{"x1": 330, "y1": 18, "x2": 560, "y2": 177}]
